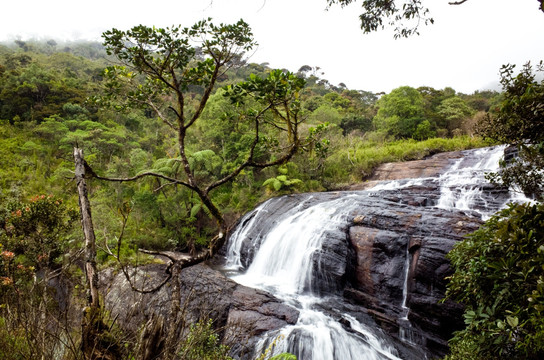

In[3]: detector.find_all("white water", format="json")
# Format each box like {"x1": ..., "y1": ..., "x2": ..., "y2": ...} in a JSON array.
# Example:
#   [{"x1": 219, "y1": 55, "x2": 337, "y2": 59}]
[
  {"x1": 400, "y1": 244, "x2": 411, "y2": 319},
  {"x1": 228, "y1": 196, "x2": 401, "y2": 360},
  {"x1": 225, "y1": 146, "x2": 531, "y2": 359},
  {"x1": 435, "y1": 145, "x2": 529, "y2": 219}
]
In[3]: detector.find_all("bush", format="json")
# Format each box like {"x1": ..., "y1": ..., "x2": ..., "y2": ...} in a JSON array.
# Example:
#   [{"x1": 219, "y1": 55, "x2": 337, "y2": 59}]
[
  {"x1": 177, "y1": 319, "x2": 233, "y2": 360},
  {"x1": 2, "y1": 194, "x2": 78, "y2": 269},
  {"x1": 445, "y1": 203, "x2": 544, "y2": 360}
]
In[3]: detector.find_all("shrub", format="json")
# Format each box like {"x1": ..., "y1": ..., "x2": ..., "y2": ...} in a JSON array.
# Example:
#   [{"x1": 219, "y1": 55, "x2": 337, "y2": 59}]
[
  {"x1": 177, "y1": 319, "x2": 233, "y2": 360},
  {"x1": 445, "y1": 203, "x2": 544, "y2": 360}
]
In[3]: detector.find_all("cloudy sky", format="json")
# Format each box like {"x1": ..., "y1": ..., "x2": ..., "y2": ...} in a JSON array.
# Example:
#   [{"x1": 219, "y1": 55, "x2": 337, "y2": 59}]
[{"x1": 1, "y1": 0, "x2": 543, "y2": 94}]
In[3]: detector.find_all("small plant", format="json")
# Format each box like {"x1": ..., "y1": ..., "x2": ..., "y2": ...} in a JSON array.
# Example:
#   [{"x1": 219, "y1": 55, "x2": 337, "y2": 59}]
[
  {"x1": 254, "y1": 334, "x2": 297, "y2": 360},
  {"x1": 178, "y1": 319, "x2": 233, "y2": 360},
  {"x1": 262, "y1": 165, "x2": 302, "y2": 192}
]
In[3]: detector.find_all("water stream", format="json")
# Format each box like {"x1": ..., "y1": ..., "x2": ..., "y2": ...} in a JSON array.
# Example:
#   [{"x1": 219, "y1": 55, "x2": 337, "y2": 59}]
[
  {"x1": 227, "y1": 195, "x2": 402, "y2": 360},
  {"x1": 224, "y1": 145, "x2": 529, "y2": 359}
]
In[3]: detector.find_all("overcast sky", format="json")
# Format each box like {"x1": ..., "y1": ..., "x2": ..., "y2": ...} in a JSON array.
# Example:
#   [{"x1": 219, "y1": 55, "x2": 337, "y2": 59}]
[{"x1": 1, "y1": 0, "x2": 543, "y2": 94}]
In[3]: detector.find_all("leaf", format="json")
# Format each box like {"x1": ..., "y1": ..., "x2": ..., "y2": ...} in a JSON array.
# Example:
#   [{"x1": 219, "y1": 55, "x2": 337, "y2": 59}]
[
  {"x1": 190, "y1": 203, "x2": 202, "y2": 218},
  {"x1": 506, "y1": 315, "x2": 519, "y2": 328},
  {"x1": 262, "y1": 178, "x2": 275, "y2": 187},
  {"x1": 273, "y1": 179, "x2": 282, "y2": 191}
]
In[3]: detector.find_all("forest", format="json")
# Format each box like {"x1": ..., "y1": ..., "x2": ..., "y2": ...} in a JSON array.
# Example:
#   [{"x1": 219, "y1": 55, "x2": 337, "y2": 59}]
[
  {"x1": 0, "y1": 35, "x2": 495, "y2": 254},
  {"x1": 0, "y1": 17, "x2": 543, "y2": 360}
]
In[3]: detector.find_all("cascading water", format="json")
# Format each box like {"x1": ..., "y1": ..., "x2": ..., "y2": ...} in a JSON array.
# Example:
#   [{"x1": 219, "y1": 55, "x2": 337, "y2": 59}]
[
  {"x1": 227, "y1": 196, "x2": 401, "y2": 360},
  {"x1": 224, "y1": 145, "x2": 530, "y2": 359},
  {"x1": 434, "y1": 145, "x2": 528, "y2": 219}
]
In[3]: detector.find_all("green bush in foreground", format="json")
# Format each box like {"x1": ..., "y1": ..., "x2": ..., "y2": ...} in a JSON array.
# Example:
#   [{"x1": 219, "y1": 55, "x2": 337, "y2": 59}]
[{"x1": 445, "y1": 202, "x2": 544, "y2": 360}]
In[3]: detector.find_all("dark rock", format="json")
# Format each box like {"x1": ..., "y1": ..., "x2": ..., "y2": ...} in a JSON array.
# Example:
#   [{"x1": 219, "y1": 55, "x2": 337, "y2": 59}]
[
  {"x1": 100, "y1": 263, "x2": 299, "y2": 355},
  {"x1": 345, "y1": 199, "x2": 482, "y2": 356}
]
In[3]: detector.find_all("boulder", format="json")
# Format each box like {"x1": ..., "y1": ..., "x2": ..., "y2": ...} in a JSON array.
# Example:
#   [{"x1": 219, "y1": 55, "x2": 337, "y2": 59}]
[{"x1": 100, "y1": 262, "x2": 299, "y2": 355}]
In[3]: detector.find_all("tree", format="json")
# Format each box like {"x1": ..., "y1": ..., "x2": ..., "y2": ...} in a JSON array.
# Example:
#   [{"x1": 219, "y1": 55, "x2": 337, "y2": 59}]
[
  {"x1": 413, "y1": 119, "x2": 435, "y2": 140},
  {"x1": 445, "y1": 203, "x2": 544, "y2": 360},
  {"x1": 477, "y1": 61, "x2": 544, "y2": 200},
  {"x1": 309, "y1": 104, "x2": 342, "y2": 125},
  {"x1": 79, "y1": 19, "x2": 323, "y2": 356},
  {"x1": 436, "y1": 96, "x2": 474, "y2": 135},
  {"x1": 373, "y1": 86, "x2": 425, "y2": 139},
  {"x1": 89, "y1": 19, "x2": 323, "y2": 275},
  {"x1": 327, "y1": 0, "x2": 544, "y2": 38}
]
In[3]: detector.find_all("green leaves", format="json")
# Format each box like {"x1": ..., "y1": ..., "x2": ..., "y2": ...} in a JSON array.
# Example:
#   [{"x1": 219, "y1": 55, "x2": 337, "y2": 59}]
[
  {"x1": 328, "y1": 0, "x2": 433, "y2": 38},
  {"x1": 2, "y1": 195, "x2": 78, "y2": 270},
  {"x1": 225, "y1": 69, "x2": 306, "y2": 108},
  {"x1": 477, "y1": 61, "x2": 544, "y2": 200},
  {"x1": 445, "y1": 203, "x2": 544, "y2": 359},
  {"x1": 506, "y1": 315, "x2": 519, "y2": 328},
  {"x1": 373, "y1": 86, "x2": 425, "y2": 140},
  {"x1": 262, "y1": 165, "x2": 303, "y2": 192},
  {"x1": 100, "y1": 19, "x2": 256, "y2": 125}
]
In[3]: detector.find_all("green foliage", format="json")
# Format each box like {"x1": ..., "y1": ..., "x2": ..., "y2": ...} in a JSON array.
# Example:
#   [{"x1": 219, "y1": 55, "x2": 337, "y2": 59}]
[
  {"x1": 436, "y1": 96, "x2": 474, "y2": 134},
  {"x1": 0, "y1": 53, "x2": 89, "y2": 123},
  {"x1": 269, "y1": 354, "x2": 297, "y2": 360},
  {"x1": 0, "y1": 317, "x2": 30, "y2": 360},
  {"x1": 0, "y1": 195, "x2": 83, "y2": 360},
  {"x1": 309, "y1": 104, "x2": 342, "y2": 125},
  {"x1": 100, "y1": 19, "x2": 255, "y2": 114},
  {"x1": 262, "y1": 165, "x2": 303, "y2": 192},
  {"x1": 373, "y1": 86, "x2": 425, "y2": 139},
  {"x1": 477, "y1": 61, "x2": 544, "y2": 200},
  {"x1": 1, "y1": 195, "x2": 78, "y2": 269},
  {"x1": 340, "y1": 114, "x2": 372, "y2": 136},
  {"x1": 445, "y1": 203, "x2": 544, "y2": 360},
  {"x1": 327, "y1": 0, "x2": 434, "y2": 38},
  {"x1": 413, "y1": 119, "x2": 435, "y2": 140},
  {"x1": 323, "y1": 135, "x2": 486, "y2": 183},
  {"x1": 177, "y1": 319, "x2": 233, "y2": 360}
]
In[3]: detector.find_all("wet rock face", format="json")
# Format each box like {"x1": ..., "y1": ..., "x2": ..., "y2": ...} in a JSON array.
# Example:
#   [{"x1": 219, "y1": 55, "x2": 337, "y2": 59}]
[
  {"x1": 100, "y1": 263, "x2": 299, "y2": 353},
  {"x1": 225, "y1": 187, "x2": 483, "y2": 357},
  {"x1": 223, "y1": 148, "x2": 509, "y2": 359},
  {"x1": 368, "y1": 151, "x2": 464, "y2": 181},
  {"x1": 345, "y1": 200, "x2": 482, "y2": 356}
]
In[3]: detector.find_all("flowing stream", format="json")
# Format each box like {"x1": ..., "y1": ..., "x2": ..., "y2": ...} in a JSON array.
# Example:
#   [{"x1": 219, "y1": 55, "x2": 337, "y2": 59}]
[
  {"x1": 223, "y1": 146, "x2": 528, "y2": 359},
  {"x1": 227, "y1": 195, "x2": 402, "y2": 360}
]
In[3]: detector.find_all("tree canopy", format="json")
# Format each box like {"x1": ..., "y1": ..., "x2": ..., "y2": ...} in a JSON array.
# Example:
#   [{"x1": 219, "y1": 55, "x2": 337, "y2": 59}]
[
  {"x1": 95, "y1": 19, "x2": 321, "y2": 263},
  {"x1": 327, "y1": 0, "x2": 544, "y2": 38}
]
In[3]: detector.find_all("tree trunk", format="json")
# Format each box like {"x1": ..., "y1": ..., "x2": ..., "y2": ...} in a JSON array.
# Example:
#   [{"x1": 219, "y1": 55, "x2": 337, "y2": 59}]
[{"x1": 74, "y1": 147, "x2": 99, "y2": 310}]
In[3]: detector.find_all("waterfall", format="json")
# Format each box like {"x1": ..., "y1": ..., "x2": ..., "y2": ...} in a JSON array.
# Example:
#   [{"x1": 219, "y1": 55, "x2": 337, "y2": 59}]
[
  {"x1": 224, "y1": 145, "x2": 530, "y2": 359},
  {"x1": 400, "y1": 243, "x2": 411, "y2": 319},
  {"x1": 435, "y1": 145, "x2": 528, "y2": 219},
  {"x1": 228, "y1": 196, "x2": 401, "y2": 360}
]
